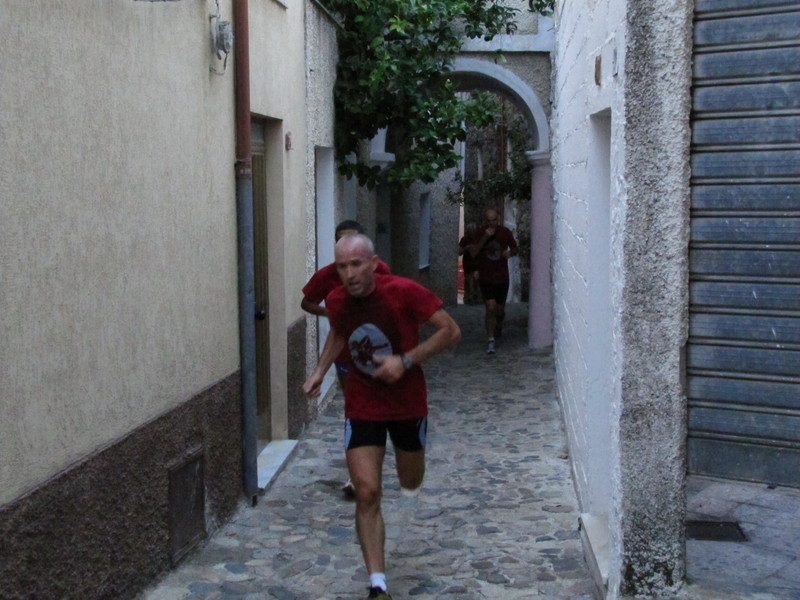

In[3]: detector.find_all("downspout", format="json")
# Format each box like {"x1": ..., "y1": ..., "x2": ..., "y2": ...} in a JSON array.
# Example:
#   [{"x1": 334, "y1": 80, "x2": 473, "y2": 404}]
[{"x1": 233, "y1": 0, "x2": 258, "y2": 501}]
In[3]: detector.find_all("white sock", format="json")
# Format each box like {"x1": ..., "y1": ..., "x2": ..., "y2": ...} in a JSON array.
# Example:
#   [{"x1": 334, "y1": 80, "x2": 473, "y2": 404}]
[
  {"x1": 488, "y1": 337, "x2": 495, "y2": 342},
  {"x1": 400, "y1": 486, "x2": 420, "y2": 497},
  {"x1": 370, "y1": 573, "x2": 387, "y2": 592}
]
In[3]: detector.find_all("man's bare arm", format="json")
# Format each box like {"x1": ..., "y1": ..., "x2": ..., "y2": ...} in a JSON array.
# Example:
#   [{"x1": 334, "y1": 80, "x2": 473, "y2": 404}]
[
  {"x1": 373, "y1": 309, "x2": 461, "y2": 384},
  {"x1": 407, "y1": 309, "x2": 461, "y2": 365},
  {"x1": 301, "y1": 296, "x2": 329, "y2": 318},
  {"x1": 468, "y1": 228, "x2": 495, "y2": 258},
  {"x1": 303, "y1": 327, "x2": 346, "y2": 397}
]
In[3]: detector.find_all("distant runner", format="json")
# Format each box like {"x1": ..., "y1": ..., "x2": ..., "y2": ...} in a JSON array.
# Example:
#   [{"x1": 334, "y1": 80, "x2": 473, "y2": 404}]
[{"x1": 466, "y1": 208, "x2": 518, "y2": 354}]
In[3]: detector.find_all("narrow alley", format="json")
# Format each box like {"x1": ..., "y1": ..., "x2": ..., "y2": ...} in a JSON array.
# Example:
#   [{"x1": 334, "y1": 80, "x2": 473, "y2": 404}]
[
  {"x1": 140, "y1": 303, "x2": 800, "y2": 600},
  {"x1": 141, "y1": 303, "x2": 597, "y2": 600}
]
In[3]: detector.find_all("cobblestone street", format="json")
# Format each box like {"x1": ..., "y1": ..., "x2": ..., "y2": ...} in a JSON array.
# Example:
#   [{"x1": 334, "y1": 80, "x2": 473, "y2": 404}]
[
  {"x1": 139, "y1": 302, "x2": 800, "y2": 600},
  {"x1": 141, "y1": 303, "x2": 597, "y2": 600}
]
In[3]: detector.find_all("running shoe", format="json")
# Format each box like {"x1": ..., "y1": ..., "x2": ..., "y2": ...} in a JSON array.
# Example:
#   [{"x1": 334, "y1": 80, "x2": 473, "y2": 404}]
[
  {"x1": 487, "y1": 339, "x2": 496, "y2": 354},
  {"x1": 342, "y1": 478, "x2": 356, "y2": 498},
  {"x1": 364, "y1": 587, "x2": 392, "y2": 600}
]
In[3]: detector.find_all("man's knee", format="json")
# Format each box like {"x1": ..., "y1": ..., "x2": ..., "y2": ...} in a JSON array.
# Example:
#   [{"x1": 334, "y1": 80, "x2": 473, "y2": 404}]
[
  {"x1": 395, "y1": 447, "x2": 425, "y2": 490},
  {"x1": 399, "y1": 469, "x2": 424, "y2": 491},
  {"x1": 354, "y1": 483, "x2": 382, "y2": 508}
]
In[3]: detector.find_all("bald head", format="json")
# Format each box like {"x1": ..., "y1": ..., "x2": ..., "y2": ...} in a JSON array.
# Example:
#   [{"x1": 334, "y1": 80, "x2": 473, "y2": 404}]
[
  {"x1": 336, "y1": 233, "x2": 375, "y2": 258},
  {"x1": 335, "y1": 234, "x2": 379, "y2": 297}
]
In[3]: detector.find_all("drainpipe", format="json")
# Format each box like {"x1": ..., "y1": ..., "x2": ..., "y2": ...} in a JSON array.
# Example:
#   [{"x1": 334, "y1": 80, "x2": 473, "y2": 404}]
[{"x1": 233, "y1": 0, "x2": 258, "y2": 501}]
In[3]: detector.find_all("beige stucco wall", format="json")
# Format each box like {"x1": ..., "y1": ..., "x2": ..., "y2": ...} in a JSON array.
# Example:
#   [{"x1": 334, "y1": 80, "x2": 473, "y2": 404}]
[
  {"x1": 0, "y1": 1, "x2": 239, "y2": 505},
  {"x1": 250, "y1": 0, "x2": 308, "y2": 330},
  {"x1": 249, "y1": 0, "x2": 311, "y2": 437}
]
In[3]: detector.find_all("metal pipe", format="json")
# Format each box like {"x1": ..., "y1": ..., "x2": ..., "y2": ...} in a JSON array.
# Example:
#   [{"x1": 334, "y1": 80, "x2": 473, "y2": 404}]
[{"x1": 233, "y1": 0, "x2": 258, "y2": 500}]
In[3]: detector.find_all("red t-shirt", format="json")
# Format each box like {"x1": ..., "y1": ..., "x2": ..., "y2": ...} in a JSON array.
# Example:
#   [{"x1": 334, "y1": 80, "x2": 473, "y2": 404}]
[
  {"x1": 303, "y1": 260, "x2": 391, "y2": 363},
  {"x1": 327, "y1": 274, "x2": 443, "y2": 420},
  {"x1": 471, "y1": 226, "x2": 518, "y2": 284}
]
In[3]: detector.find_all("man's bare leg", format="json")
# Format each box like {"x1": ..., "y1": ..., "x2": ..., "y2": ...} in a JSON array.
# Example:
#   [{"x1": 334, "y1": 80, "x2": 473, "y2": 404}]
[
  {"x1": 495, "y1": 302, "x2": 506, "y2": 337},
  {"x1": 484, "y1": 298, "x2": 497, "y2": 339},
  {"x1": 347, "y1": 446, "x2": 386, "y2": 574},
  {"x1": 395, "y1": 448, "x2": 425, "y2": 491}
]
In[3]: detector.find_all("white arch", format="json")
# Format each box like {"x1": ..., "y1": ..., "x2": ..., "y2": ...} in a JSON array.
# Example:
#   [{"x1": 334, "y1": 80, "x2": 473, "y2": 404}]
[{"x1": 451, "y1": 57, "x2": 549, "y2": 152}]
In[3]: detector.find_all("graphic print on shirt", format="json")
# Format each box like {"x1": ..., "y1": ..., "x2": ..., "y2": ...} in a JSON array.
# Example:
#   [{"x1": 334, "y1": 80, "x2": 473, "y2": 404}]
[
  {"x1": 349, "y1": 323, "x2": 393, "y2": 376},
  {"x1": 484, "y1": 238, "x2": 502, "y2": 261}
]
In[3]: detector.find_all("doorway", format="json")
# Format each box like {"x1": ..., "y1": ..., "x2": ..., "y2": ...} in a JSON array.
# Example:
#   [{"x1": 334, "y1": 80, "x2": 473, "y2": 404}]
[
  {"x1": 251, "y1": 119, "x2": 279, "y2": 449},
  {"x1": 315, "y1": 146, "x2": 337, "y2": 399}
]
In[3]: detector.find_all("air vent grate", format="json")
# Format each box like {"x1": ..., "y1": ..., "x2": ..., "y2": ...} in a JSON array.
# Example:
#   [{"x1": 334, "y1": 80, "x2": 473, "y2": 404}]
[
  {"x1": 169, "y1": 449, "x2": 206, "y2": 564},
  {"x1": 686, "y1": 520, "x2": 747, "y2": 542}
]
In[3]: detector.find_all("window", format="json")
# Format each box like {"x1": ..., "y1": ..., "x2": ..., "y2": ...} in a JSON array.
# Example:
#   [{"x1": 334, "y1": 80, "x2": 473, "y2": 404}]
[{"x1": 419, "y1": 192, "x2": 431, "y2": 269}]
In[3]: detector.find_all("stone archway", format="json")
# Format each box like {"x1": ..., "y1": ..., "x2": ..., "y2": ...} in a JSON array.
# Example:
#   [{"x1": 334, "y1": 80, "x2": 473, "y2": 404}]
[
  {"x1": 449, "y1": 57, "x2": 553, "y2": 349},
  {"x1": 451, "y1": 57, "x2": 549, "y2": 152}
]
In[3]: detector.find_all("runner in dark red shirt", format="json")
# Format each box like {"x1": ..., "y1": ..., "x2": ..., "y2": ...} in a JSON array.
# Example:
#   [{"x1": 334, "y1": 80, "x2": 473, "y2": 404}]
[
  {"x1": 303, "y1": 234, "x2": 460, "y2": 600},
  {"x1": 301, "y1": 220, "x2": 390, "y2": 497},
  {"x1": 302, "y1": 220, "x2": 391, "y2": 386},
  {"x1": 466, "y1": 208, "x2": 518, "y2": 354}
]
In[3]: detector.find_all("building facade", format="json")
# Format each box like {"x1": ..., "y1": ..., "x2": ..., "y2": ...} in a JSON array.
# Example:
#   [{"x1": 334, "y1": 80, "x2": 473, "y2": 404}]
[
  {"x1": 0, "y1": 0, "x2": 339, "y2": 597},
  {"x1": 550, "y1": 0, "x2": 799, "y2": 597},
  {"x1": 551, "y1": 0, "x2": 692, "y2": 596}
]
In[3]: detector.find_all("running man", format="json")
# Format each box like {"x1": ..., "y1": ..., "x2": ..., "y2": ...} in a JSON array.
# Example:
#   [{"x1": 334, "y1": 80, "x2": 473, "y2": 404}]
[
  {"x1": 303, "y1": 234, "x2": 461, "y2": 600},
  {"x1": 466, "y1": 208, "x2": 518, "y2": 354},
  {"x1": 301, "y1": 220, "x2": 390, "y2": 496}
]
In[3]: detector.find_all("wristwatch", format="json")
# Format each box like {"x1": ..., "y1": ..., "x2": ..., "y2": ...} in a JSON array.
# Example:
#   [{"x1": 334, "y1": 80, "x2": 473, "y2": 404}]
[{"x1": 401, "y1": 354, "x2": 414, "y2": 370}]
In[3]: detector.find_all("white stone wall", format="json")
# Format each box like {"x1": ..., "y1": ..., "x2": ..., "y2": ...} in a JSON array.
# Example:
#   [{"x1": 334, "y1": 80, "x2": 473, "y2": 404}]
[
  {"x1": 411, "y1": 169, "x2": 461, "y2": 305},
  {"x1": 551, "y1": 0, "x2": 692, "y2": 596},
  {"x1": 552, "y1": 0, "x2": 627, "y2": 522},
  {"x1": 0, "y1": 1, "x2": 238, "y2": 505}
]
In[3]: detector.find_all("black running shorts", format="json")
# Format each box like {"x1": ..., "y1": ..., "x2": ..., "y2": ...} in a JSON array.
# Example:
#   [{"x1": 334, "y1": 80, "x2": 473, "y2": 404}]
[
  {"x1": 479, "y1": 280, "x2": 510, "y2": 303},
  {"x1": 344, "y1": 418, "x2": 428, "y2": 452}
]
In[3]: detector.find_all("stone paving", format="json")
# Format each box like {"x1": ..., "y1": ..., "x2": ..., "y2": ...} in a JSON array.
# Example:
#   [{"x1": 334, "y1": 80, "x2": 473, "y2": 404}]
[
  {"x1": 140, "y1": 303, "x2": 597, "y2": 600},
  {"x1": 685, "y1": 476, "x2": 800, "y2": 599},
  {"x1": 139, "y1": 302, "x2": 800, "y2": 600}
]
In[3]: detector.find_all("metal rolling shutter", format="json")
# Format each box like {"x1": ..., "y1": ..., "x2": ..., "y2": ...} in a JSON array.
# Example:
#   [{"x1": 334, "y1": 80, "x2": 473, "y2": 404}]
[{"x1": 688, "y1": 0, "x2": 800, "y2": 486}]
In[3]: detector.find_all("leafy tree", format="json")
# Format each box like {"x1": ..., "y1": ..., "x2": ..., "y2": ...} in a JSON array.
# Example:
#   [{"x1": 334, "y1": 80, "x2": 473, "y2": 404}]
[
  {"x1": 448, "y1": 99, "x2": 533, "y2": 212},
  {"x1": 325, "y1": 0, "x2": 520, "y2": 190},
  {"x1": 528, "y1": 0, "x2": 554, "y2": 16}
]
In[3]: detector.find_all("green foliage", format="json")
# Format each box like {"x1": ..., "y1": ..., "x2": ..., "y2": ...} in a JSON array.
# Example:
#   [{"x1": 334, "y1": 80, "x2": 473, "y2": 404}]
[
  {"x1": 325, "y1": 0, "x2": 519, "y2": 189},
  {"x1": 448, "y1": 98, "x2": 533, "y2": 211},
  {"x1": 528, "y1": 0, "x2": 554, "y2": 16},
  {"x1": 451, "y1": 97, "x2": 534, "y2": 299}
]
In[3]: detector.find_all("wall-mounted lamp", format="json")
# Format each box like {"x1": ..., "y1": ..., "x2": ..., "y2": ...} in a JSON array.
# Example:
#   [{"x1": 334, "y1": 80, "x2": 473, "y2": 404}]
[{"x1": 210, "y1": 0, "x2": 233, "y2": 75}]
